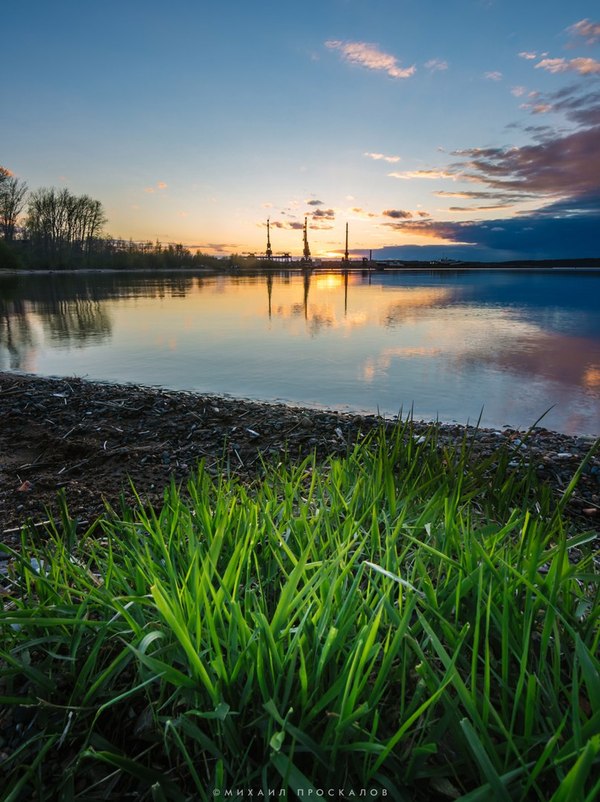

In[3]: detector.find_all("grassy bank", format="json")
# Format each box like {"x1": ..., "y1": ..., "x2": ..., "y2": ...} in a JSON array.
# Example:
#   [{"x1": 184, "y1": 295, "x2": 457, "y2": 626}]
[{"x1": 1, "y1": 423, "x2": 599, "y2": 800}]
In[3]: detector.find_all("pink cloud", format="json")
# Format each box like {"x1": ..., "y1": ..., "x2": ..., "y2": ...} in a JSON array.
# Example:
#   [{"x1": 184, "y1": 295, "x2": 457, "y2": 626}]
[
  {"x1": 536, "y1": 57, "x2": 600, "y2": 75},
  {"x1": 568, "y1": 19, "x2": 600, "y2": 45},
  {"x1": 325, "y1": 40, "x2": 415, "y2": 79}
]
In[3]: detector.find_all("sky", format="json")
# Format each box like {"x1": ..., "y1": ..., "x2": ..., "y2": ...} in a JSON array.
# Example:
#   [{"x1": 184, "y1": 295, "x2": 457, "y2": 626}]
[{"x1": 2, "y1": 0, "x2": 600, "y2": 261}]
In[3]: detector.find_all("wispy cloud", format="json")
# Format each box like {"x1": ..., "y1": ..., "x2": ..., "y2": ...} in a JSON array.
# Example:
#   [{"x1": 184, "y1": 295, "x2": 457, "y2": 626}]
[
  {"x1": 511, "y1": 86, "x2": 528, "y2": 97},
  {"x1": 325, "y1": 40, "x2": 415, "y2": 79},
  {"x1": 350, "y1": 207, "x2": 378, "y2": 218},
  {"x1": 364, "y1": 151, "x2": 401, "y2": 163},
  {"x1": 484, "y1": 71, "x2": 503, "y2": 81},
  {"x1": 434, "y1": 190, "x2": 534, "y2": 201},
  {"x1": 568, "y1": 19, "x2": 600, "y2": 45},
  {"x1": 519, "y1": 51, "x2": 538, "y2": 60},
  {"x1": 536, "y1": 57, "x2": 600, "y2": 75},
  {"x1": 447, "y1": 204, "x2": 513, "y2": 211},
  {"x1": 425, "y1": 59, "x2": 448, "y2": 72},
  {"x1": 388, "y1": 169, "x2": 455, "y2": 180},
  {"x1": 144, "y1": 181, "x2": 168, "y2": 194},
  {"x1": 188, "y1": 242, "x2": 239, "y2": 254}
]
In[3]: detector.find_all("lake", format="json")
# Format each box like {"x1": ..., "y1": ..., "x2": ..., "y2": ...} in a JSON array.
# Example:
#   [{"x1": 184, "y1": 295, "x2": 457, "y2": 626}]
[{"x1": 1, "y1": 268, "x2": 599, "y2": 436}]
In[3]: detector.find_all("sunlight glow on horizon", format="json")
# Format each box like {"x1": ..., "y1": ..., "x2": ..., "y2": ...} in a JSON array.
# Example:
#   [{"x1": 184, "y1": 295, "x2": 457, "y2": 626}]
[{"x1": 3, "y1": 2, "x2": 599, "y2": 260}]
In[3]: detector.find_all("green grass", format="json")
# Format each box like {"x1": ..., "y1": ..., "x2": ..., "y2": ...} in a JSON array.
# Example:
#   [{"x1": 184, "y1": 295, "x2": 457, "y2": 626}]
[{"x1": 1, "y1": 423, "x2": 598, "y2": 800}]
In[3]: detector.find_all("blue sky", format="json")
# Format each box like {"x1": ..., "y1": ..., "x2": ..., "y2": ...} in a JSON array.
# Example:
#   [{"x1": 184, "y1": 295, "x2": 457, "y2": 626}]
[{"x1": 2, "y1": 0, "x2": 599, "y2": 260}]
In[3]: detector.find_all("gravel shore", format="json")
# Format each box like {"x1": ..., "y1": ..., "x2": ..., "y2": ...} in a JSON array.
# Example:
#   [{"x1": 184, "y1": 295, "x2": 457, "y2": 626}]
[{"x1": 1, "y1": 372, "x2": 598, "y2": 544}]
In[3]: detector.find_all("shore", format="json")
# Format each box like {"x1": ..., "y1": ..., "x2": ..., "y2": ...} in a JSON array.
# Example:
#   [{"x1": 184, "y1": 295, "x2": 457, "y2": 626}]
[{"x1": 1, "y1": 372, "x2": 598, "y2": 541}]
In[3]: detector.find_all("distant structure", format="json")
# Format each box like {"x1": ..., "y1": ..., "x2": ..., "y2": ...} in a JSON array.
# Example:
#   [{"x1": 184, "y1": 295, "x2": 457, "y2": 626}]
[
  {"x1": 342, "y1": 222, "x2": 350, "y2": 267},
  {"x1": 301, "y1": 216, "x2": 312, "y2": 264},
  {"x1": 265, "y1": 218, "x2": 273, "y2": 260}
]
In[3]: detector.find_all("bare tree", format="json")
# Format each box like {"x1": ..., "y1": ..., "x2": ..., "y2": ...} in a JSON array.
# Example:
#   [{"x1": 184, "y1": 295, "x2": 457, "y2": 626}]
[
  {"x1": 26, "y1": 187, "x2": 106, "y2": 261},
  {"x1": 0, "y1": 175, "x2": 28, "y2": 240}
]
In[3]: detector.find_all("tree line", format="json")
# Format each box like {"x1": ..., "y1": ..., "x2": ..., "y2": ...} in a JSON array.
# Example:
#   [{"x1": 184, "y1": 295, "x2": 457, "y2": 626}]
[{"x1": 0, "y1": 165, "x2": 223, "y2": 270}]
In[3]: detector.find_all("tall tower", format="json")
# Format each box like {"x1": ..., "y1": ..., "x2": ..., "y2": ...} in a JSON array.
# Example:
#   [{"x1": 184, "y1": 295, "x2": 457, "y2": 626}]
[
  {"x1": 266, "y1": 218, "x2": 273, "y2": 260},
  {"x1": 343, "y1": 222, "x2": 349, "y2": 265},
  {"x1": 302, "y1": 216, "x2": 311, "y2": 263}
]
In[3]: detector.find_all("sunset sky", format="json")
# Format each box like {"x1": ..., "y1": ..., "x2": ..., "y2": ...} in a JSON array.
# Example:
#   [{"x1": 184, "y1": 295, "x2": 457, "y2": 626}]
[{"x1": 2, "y1": 0, "x2": 599, "y2": 260}]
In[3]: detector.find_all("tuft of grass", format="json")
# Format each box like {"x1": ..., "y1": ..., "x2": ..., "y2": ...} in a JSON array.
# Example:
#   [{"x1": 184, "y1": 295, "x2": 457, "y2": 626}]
[{"x1": 1, "y1": 423, "x2": 598, "y2": 800}]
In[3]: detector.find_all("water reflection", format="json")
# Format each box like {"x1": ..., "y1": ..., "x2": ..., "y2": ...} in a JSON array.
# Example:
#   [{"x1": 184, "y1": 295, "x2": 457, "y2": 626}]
[{"x1": 0, "y1": 269, "x2": 598, "y2": 434}]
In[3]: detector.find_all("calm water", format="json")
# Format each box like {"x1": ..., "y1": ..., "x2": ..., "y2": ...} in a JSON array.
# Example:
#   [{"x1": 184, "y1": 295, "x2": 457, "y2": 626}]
[{"x1": 1, "y1": 269, "x2": 599, "y2": 435}]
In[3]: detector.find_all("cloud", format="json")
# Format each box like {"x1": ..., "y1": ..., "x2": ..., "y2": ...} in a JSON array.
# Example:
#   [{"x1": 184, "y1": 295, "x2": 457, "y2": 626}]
[
  {"x1": 388, "y1": 169, "x2": 455, "y2": 180},
  {"x1": 364, "y1": 151, "x2": 401, "y2": 163},
  {"x1": 484, "y1": 71, "x2": 503, "y2": 81},
  {"x1": 511, "y1": 86, "x2": 527, "y2": 97},
  {"x1": 519, "y1": 51, "x2": 538, "y2": 60},
  {"x1": 376, "y1": 212, "x2": 600, "y2": 259},
  {"x1": 425, "y1": 59, "x2": 448, "y2": 72},
  {"x1": 383, "y1": 209, "x2": 413, "y2": 219},
  {"x1": 448, "y1": 204, "x2": 513, "y2": 211},
  {"x1": 306, "y1": 199, "x2": 324, "y2": 206},
  {"x1": 311, "y1": 208, "x2": 336, "y2": 221},
  {"x1": 271, "y1": 221, "x2": 305, "y2": 230},
  {"x1": 351, "y1": 207, "x2": 378, "y2": 218},
  {"x1": 520, "y1": 102, "x2": 554, "y2": 114},
  {"x1": 188, "y1": 242, "x2": 239, "y2": 254},
  {"x1": 325, "y1": 40, "x2": 416, "y2": 79},
  {"x1": 568, "y1": 19, "x2": 600, "y2": 45},
  {"x1": 514, "y1": 83, "x2": 600, "y2": 130},
  {"x1": 450, "y1": 125, "x2": 600, "y2": 203},
  {"x1": 144, "y1": 181, "x2": 168, "y2": 194},
  {"x1": 535, "y1": 57, "x2": 600, "y2": 75},
  {"x1": 434, "y1": 189, "x2": 524, "y2": 200}
]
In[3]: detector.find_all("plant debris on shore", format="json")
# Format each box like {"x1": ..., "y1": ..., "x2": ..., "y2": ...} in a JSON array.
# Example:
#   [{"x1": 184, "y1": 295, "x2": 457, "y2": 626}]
[{"x1": 1, "y1": 372, "x2": 598, "y2": 543}]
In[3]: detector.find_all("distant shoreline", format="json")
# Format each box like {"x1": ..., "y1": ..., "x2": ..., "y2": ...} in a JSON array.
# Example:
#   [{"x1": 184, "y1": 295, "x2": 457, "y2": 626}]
[{"x1": 1, "y1": 257, "x2": 600, "y2": 276}]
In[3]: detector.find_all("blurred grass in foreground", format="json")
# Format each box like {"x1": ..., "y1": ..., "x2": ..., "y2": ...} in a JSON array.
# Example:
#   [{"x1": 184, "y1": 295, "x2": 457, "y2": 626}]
[{"x1": 1, "y1": 422, "x2": 598, "y2": 801}]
